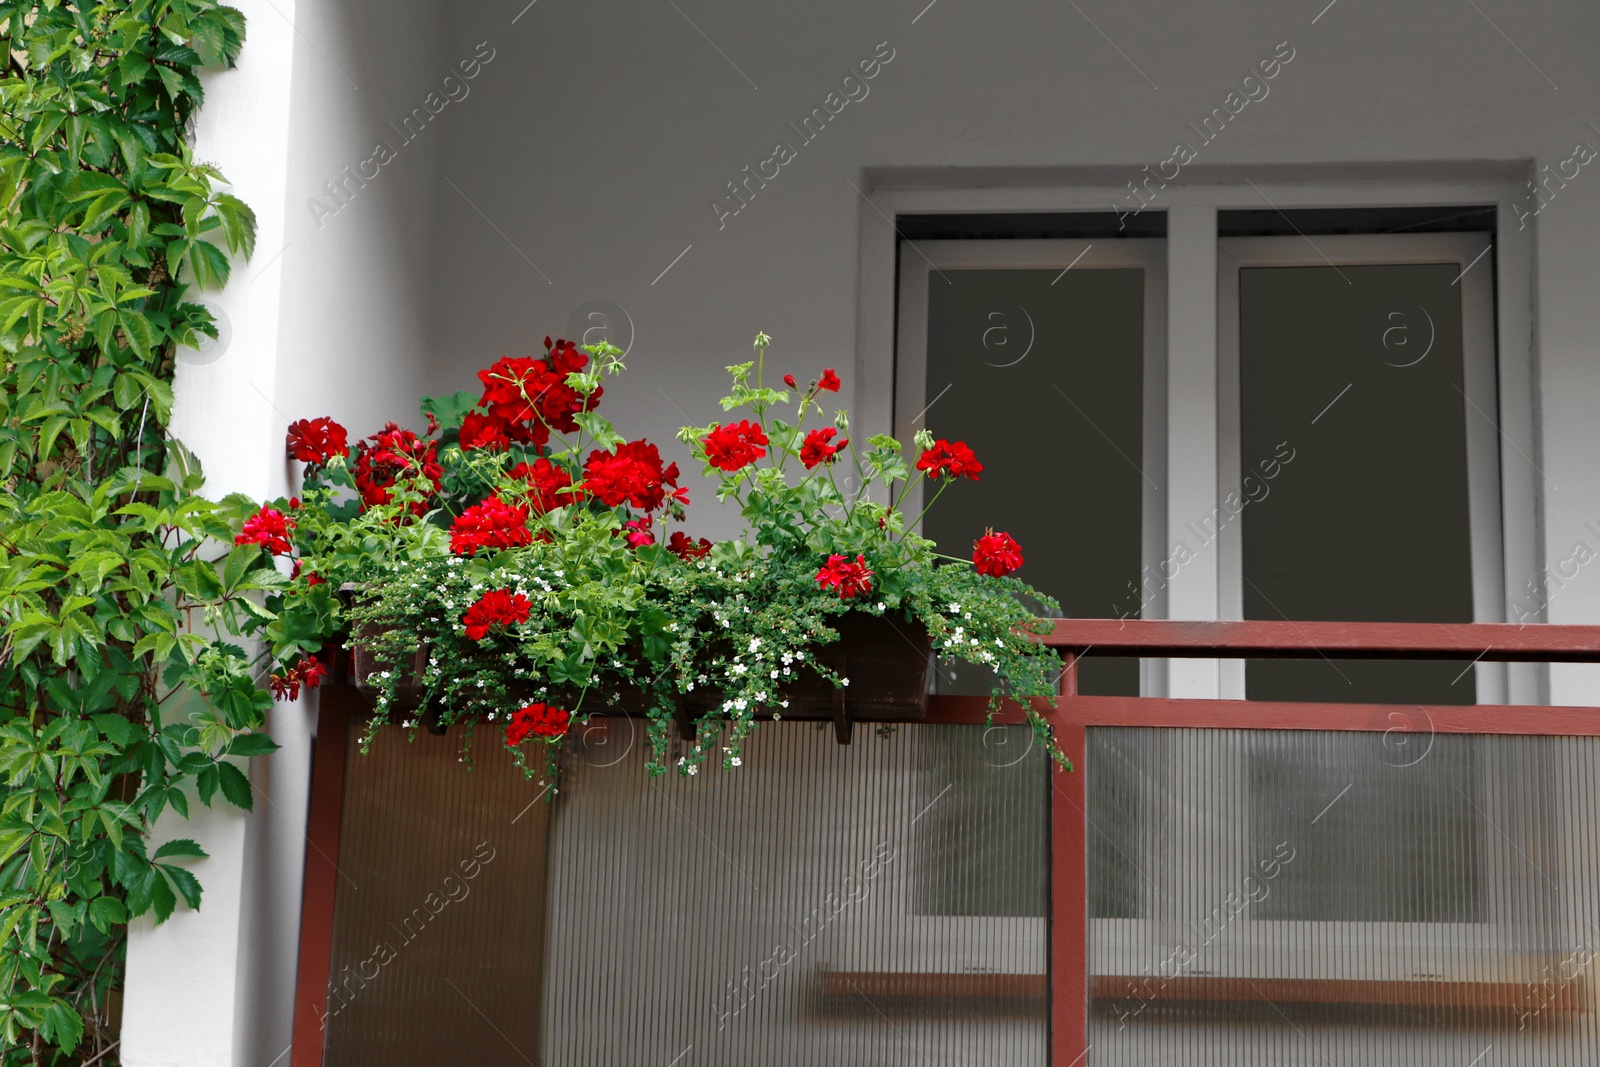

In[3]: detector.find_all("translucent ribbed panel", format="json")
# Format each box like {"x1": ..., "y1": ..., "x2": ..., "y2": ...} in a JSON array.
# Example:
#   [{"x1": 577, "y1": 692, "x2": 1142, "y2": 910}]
[
  {"x1": 544, "y1": 720, "x2": 1049, "y2": 1063},
  {"x1": 1088, "y1": 728, "x2": 1600, "y2": 1065},
  {"x1": 322, "y1": 723, "x2": 551, "y2": 1067}
]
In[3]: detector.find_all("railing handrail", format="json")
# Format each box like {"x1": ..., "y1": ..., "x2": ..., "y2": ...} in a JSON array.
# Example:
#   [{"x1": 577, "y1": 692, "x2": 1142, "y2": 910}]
[{"x1": 1039, "y1": 618, "x2": 1600, "y2": 661}]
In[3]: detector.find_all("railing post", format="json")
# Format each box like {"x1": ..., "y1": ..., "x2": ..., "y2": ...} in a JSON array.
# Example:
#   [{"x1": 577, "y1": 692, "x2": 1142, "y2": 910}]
[{"x1": 1052, "y1": 649, "x2": 1090, "y2": 1065}]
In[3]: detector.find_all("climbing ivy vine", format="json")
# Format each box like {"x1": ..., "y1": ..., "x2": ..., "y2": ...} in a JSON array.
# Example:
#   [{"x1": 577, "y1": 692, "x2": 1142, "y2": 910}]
[{"x1": 0, "y1": 3, "x2": 271, "y2": 1063}]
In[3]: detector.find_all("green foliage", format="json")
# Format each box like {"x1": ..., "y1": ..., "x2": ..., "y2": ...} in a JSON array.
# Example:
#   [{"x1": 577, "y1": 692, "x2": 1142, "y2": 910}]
[
  {"x1": 0, "y1": 3, "x2": 265, "y2": 1062},
  {"x1": 280, "y1": 332, "x2": 1067, "y2": 785}
]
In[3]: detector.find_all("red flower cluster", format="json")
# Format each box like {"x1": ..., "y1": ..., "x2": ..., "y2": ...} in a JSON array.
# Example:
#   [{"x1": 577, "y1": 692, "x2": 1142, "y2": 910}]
[
  {"x1": 506, "y1": 701, "x2": 571, "y2": 746},
  {"x1": 354, "y1": 422, "x2": 443, "y2": 511},
  {"x1": 508, "y1": 457, "x2": 579, "y2": 514},
  {"x1": 622, "y1": 518, "x2": 656, "y2": 548},
  {"x1": 916, "y1": 439, "x2": 983, "y2": 481},
  {"x1": 462, "y1": 588, "x2": 533, "y2": 641},
  {"x1": 702, "y1": 419, "x2": 768, "y2": 472},
  {"x1": 818, "y1": 367, "x2": 841, "y2": 392},
  {"x1": 270, "y1": 655, "x2": 328, "y2": 702},
  {"x1": 799, "y1": 427, "x2": 848, "y2": 469},
  {"x1": 459, "y1": 411, "x2": 511, "y2": 452},
  {"x1": 816, "y1": 553, "x2": 874, "y2": 599},
  {"x1": 236, "y1": 506, "x2": 295, "y2": 556},
  {"x1": 668, "y1": 531, "x2": 713, "y2": 560},
  {"x1": 286, "y1": 417, "x2": 349, "y2": 464},
  {"x1": 973, "y1": 530, "x2": 1024, "y2": 577},
  {"x1": 450, "y1": 496, "x2": 534, "y2": 555},
  {"x1": 582, "y1": 440, "x2": 681, "y2": 511},
  {"x1": 475, "y1": 337, "x2": 599, "y2": 449}
]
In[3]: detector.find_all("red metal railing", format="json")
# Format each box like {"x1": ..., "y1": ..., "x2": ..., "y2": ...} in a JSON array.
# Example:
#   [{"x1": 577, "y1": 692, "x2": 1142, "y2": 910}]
[
  {"x1": 293, "y1": 619, "x2": 1600, "y2": 1067},
  {"x1": 938, "y1": 618, "x2": 1600, "y2": 1067}
]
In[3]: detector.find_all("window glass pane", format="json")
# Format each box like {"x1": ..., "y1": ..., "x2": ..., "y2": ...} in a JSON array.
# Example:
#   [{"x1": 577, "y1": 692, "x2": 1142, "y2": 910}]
[
  {"x1": 1238, "y1": 263, "x2": 1477, "y2": 704},
  {"x1": 544, "y1": 722, "x2": 1048, "y2": 1063},
  {"x1": 923, "y1": 266, "x2": 1146, "y2": 696},
  {"x1": 1088, "y1": 727, "x2": 1600, "y2": 1065}
]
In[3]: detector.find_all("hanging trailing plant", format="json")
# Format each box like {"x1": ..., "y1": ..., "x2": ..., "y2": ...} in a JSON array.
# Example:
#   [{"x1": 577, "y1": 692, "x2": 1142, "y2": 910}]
[{"x1": 0, "y1": 3, "x2": 270, "y2": 1063}]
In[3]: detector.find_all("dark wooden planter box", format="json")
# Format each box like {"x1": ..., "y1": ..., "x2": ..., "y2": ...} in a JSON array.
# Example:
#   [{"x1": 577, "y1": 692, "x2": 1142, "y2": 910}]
[
  {"x1": 684, "y1": 612, "x2": 934, "y2": 743},
  {"x1": 350, "y1": 622, "x2": 430, "y2": 715},
  {"x1": 348, "y1": 612, "x2": 933, "y2": 745}
]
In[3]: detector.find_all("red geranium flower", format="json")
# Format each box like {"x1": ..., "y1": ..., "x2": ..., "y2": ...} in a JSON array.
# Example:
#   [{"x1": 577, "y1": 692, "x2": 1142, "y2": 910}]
[
  {"x1": 817, "y1": 367, "x2": 842, "y2": 392},
  {"x1": 476, "y1": 338, "x2": 600, "y2": 444},
  {"x1": 236, "y1": 506, "x2": 294, "y2": 556},
  {"x1": 916, "y1": 438, "x2": 983, "y2": 481},
  {"x1": 506, "y1": 701, "x2": 571, "y2": 746},
  {"x1": 799, "y1": 428, "x2": 848, "y2": 469},
  {"x1": 353, "y1": 422, "x2": 443, "y2": 512},
  {"x1": 701, "y1": 419, "x2": 768, "y2": 472},
  {"x1": 462, "y1": 588, "x2": 534, "y2": 641},
  {"x1": 459, "y1": 411, "x2": 512, "y2": 452},
  {"x1": 667, "y1": 531, "x2": 713, "y2": 560},
  {"x1": 622, "y1": 518, "x2": 656, "y2": 548},
  {"x1": 450, "y1": 495, "x2": 533, "y2": 556},
  {"x1": 299, "y1": 655, "x2": 329, "y2": 690},
  {"x1": 270, "y1": 655, "x2": 327, "y2": 702},
  {"x1": 815, "y1": 553, "x2": 874, "y2": 599},
  {"x1": 269, "y1": 672, "x2": 299, "y2": 702},
  {"x1": 286, "y1": 417, "x2": 349, "y2": 464},
  {"x1": 783, "y1": 374, "x2": 798, "y2": 389},
  {"x1": 582, "y1": 440, "x2": 679, "y2": 511},
  {"x1": 509, "y1": 457, "x2": 580, "y2": 514},
  {"x1": 973, "y1": 530, "x2": 1024, "y2": 577}
]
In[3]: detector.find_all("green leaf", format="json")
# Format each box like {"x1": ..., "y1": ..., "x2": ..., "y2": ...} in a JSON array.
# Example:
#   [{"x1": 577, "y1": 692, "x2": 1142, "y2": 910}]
[
  {"x1": 153, "y1": 838, "x2": 208, "y2": 861},
  {"x1": 217, "y1": 762, "x2": 254, "y2": 810},
  {"x1": 224, "y1": 732, "x2": 280, "y2": 758}
]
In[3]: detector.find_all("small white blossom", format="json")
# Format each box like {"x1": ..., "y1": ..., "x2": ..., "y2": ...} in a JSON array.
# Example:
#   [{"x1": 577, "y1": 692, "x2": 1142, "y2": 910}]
[
  {"x1": 749, "y1": 637, "x2": 762, "y2": 652},
  {"x1": 841, "y1": 678, "x2": 850, "y2": 687},
  {"x1": 730, "y1": 756, "x2": 743, "y2": 767},
  {"x1": 949, "y1": 602, "x2": 961, "y2": 613}
]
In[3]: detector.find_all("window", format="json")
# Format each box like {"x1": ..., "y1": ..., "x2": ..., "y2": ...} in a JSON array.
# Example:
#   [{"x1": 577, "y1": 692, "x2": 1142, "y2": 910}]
[
  {"x1": 895, "y1": 235, "x2": 1168, "y2": 697},
  {"x1": 1217, "y1": 232, "x2": 1506, "y2": 705}
]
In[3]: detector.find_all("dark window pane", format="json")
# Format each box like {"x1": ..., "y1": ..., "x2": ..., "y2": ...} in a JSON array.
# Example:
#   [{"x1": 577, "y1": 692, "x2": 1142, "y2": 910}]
[
  {"x1": 1238, "y1": 263, "x2": 1478, "y2": 704},
  {"x1": 923, "y1": 267, "x2": 1146, "y2": 696}
]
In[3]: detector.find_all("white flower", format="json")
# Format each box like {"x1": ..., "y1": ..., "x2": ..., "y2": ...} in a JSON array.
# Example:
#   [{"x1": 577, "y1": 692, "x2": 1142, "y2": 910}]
[
  {"x1": 876, "y1": 602, "x2": 886, "y2": 611},
  {"x1": 730, "y1": 756, "x2": 743, "y2": 767},
  {"x1": 781, "y1": 699, "x2": 790, "y2": 708},
  {"x1": 949, "y1": 602, "x2": 961, "y2": 613},
  {"x1": 687, "y1": 763, "x2": 699, "y2": 776},
  {"x1": 841, "y1": 678, "x2": 850, "y2": 687},
  {"x1": 731, "y1": 663, "x2": 747, "y2": 676},
  {"x1": 749, "y1": 637, "x2": 761, "y2": 652},
  {"x1": 755, "y1": 691, "x2": 767, "y2": 702},
  {"x1": 953, "y1": 627, "x2": 965, "y2": 640},
  {"x1": 781, "y1": 652, "x2": 794, "y2": 665}
]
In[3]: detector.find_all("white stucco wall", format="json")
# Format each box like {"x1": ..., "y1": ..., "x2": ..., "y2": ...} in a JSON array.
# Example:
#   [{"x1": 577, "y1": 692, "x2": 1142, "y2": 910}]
[
  {"x1": 125, "y1": 0, "x2": 450, "y2": 1063},
  {"x1": 133, "y1": 0, "x2": 1600, "y2": 1061}
]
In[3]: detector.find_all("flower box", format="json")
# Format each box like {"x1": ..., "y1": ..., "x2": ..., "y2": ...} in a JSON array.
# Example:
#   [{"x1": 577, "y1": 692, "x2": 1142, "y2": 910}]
[{"x1": 686, "y1": 613, "x2": 933, "y2": 743}]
